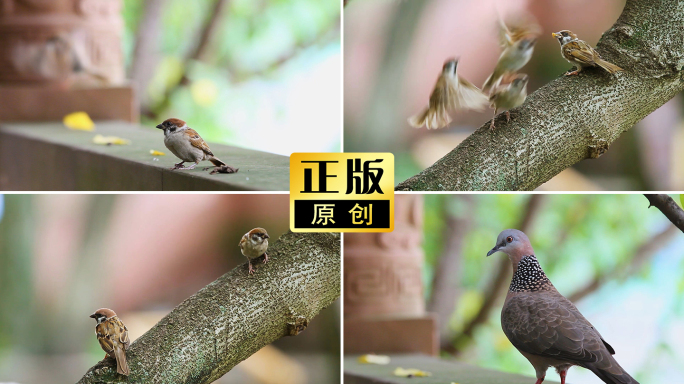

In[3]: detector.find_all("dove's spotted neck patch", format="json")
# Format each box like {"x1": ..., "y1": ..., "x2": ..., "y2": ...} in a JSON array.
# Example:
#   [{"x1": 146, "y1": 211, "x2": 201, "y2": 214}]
[{"x1": 510, "y1": 255, "x2": 552, "y2": 292}]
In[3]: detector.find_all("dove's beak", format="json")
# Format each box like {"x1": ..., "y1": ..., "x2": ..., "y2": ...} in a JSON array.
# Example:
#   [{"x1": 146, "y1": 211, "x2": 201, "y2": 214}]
[{"x1": 487, "y1": 245, "x2": 500, "y2": 257}]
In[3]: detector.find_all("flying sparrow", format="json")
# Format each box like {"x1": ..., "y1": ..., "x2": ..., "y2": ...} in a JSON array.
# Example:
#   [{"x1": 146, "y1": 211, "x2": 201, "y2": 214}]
[
  {"x1": 552, "y1": 30, "x2": 623, "y2": 76},
  {"x1": 239, "y1": 228, "x2": 270, "y2": 275},
  {"x1": 155, "y1": 118, "x2": 233, "y2": 171},
  {"x1": 488, "y1": 73, "x2": 529, "y2": 130},
  {"x1": 482, "y1": 18, "x2": 539, "y2": 93},
  {"x1": 90, "y1": 308, "x2": 130, "y2": 376},
  {"x1": 408, "y1": 58, "x2": 488, "y2": 130}
]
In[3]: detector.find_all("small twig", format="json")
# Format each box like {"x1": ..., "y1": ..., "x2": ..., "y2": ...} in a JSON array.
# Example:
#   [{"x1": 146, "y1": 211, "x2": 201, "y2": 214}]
[
  {"x1": 568, "y1": 224, "x2": 678, "y2": 302},
  {"x1": 644, "y1": 194, "x2": 684, "y2": 233}
]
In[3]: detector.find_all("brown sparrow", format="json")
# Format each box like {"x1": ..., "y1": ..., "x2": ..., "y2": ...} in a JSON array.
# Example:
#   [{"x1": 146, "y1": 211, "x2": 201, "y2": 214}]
[
  {"x1": 488, "y1": 73, "x2": 529, "y2": 130},
  {"x1": 552, "y1": 30, "x2": 623, "y2": 75},
  {"x1": 156, "y1": 118, "x2": 229, "y2": 170},
  {"x1": 482, "y1": 19, "x2": 539, "y2": 93},
  {"x1": 239, "y1": 228, "x2": 270, "y2": 275},
  {"x1": 90, "y1": 308, "x2": 130, "y2": 376},
  {"x1": 408, "y1": 58, "x2": 488, "y2": 130}
]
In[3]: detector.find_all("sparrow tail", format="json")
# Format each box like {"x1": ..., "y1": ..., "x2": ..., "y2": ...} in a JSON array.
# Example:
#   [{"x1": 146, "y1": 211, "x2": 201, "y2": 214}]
[
  {"x1": 407, "y1": 107, "x2": 451, "y2": 130},
  {"x1": 595, "y1": 59, "x2": 623, "y2": 74},
  {"x1": 114, "y1": 347, "x2": 130, "y2": 376},
  {"x1": 482, "y1": 69, "x2": 503, "y2": 93},
  {"x1": 584, "y1": 360, "x2": 640, "y2": 384},
  {"x1": 210, "y1": 157, "x2": 226, "y2": 167}
]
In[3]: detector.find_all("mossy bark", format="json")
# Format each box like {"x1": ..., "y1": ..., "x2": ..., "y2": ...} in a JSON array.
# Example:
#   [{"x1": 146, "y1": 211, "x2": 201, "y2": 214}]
[
  {"x1": 396, "y1": 0, "x2": 684, "y2": 191},
  {"x1": 77, "y1": 231, "x2": 340, "y2": 384}
]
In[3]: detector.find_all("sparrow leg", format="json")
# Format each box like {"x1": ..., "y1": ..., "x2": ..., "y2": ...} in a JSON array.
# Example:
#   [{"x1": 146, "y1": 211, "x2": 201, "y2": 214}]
[
  {"x1": 559, "y1": 370, "x2": 566, "y2": 384},
  {"x1": 171, "y1": 161, "x2": 185, "y2": 170},
  {"x1": 505, "y1": 111, "x2": 511, "y2": 122},
  {"x1": 181, "y1": 163, "x2": 197, "y2": 170},
  {"x1": 262, "y1": 252, "x2": 269, "y2": 264},
  {"x1": 248, "y1": 261, "x2": 255, "y2": 275},
  {"x1": 534, "y1": 377, "x2": 545, "y2": 384},
  {"x1": 490, "y1": 109, "x2": 497, "y2": 131},
  {"x1": 565, "y1": 67, "x2": 581, "y2": 76}
]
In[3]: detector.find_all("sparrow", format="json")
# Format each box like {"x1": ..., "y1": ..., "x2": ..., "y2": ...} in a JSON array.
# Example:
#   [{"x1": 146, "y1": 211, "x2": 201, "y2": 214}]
[
  {"x1": 552, "y1": 30, "x2": 623, "y2": 76},
  {"x1": 408, "y1": 58, "x2": 488, "y2": 130},
  {"x1": 488, "y1": 73, "x2": 529, "y2": 130},
  {"x1": 90, "y1": 308, "x2": 130, "y2": 376},
  {"x1": 482, "y1": 18, "x2": 539, "y2": 93},
  {"x1": 239, "y1": 228, "x2": 270, "y2": 275},
  {"x1": 155, "y1": 118, "x2": 229, "y2": 170}
]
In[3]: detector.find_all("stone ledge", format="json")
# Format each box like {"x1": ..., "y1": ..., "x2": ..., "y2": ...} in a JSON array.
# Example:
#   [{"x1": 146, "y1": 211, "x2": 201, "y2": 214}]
[
  {"x1": 0, "y1": 121, "x2": 290, "y2": 191},
  {"x1": 344, "y1": 354, "x2": 557, "y2": 384}
]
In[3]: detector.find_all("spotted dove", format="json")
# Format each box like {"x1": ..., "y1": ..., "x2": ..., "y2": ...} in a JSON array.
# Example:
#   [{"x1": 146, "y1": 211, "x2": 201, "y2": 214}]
[{"x1": 487, "y1": 229, "x2": 640, "y2": 384}]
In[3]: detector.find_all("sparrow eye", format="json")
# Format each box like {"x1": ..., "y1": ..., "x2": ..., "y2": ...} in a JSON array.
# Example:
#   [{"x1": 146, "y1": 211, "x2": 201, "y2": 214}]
[{"x1": 506, "y1": 236, "x2": 513, "y2": 243}]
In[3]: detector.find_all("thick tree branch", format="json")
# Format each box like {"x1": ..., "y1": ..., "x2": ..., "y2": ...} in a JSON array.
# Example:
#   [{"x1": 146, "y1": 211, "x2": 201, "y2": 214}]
[
  {"x1": 644, "y1": 194, "x2": 684, "y2": 233},
  {"x1": 397, "y1": 0, "x2": 684, "y2": 191},
  {"x1": 77, "y1": 231, "x2": 340, "y2": 384}
]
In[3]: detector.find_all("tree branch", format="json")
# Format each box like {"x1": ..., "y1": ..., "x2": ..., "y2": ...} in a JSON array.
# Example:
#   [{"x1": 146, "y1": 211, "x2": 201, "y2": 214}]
[
  {"x1": 145, "y1": 0, "x2": 230, "y2": 118},
  {"x1": 568, "y1": 224, "x2": 678, "y2": 302},
  {"x1": 644, "y1": 194, "x2": 684, "y2": 233},
  {"x1": 77, "y1": 231, "x2": 340, "y2": 384},
  {"x1": 397, "y1": 0, "x2": 684, "y2": 191}
]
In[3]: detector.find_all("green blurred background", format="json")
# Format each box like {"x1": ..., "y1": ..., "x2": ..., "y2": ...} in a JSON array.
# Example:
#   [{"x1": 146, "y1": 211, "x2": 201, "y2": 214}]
[
  {"x1": 125, "y1": 0, "x2": 341, "y2": 155},
  {"x1": 0, "y1": 194, "x2": 340, "y2": 384},
  {"x1": 420, "y1": 194, "x2": 684, "y2": 383}
]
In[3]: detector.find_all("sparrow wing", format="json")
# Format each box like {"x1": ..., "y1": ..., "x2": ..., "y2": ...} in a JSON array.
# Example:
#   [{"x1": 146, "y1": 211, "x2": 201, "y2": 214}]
[
  {"x1": 185, "y1": 128, "x2": 214, "y2": 157},
  {"x1": 95, "y1": 322, "x2": 115, "y2": 356},
  {"x1": 451, "y1": 76, "x2": 489, "y2": 111},
  {"x1": 563, "y1": 40, "x2": 598, "y2": 65}
]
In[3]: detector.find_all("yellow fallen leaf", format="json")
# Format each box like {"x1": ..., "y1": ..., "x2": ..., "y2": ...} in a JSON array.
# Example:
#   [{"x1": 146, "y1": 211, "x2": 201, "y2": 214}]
[
  {"x1": 63, "y1": 111, "x2": 95, "y2": 131},
  {"x1": 393, "y1": 367, "x2": 432, "y2": 377},
  {"x1": 357, "y1": 354, "x2": 390, "y2": 365},
  {"x1": 93, "y1": 134, "x2": 130, "y2": 145},
  {"x1": 150, "y1": 150, "x2": 166, "y2": 156}
]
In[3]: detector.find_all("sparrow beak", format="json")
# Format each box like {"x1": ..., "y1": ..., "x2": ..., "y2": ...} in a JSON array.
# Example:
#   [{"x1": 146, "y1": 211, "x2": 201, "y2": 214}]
[
  {"x1": 264, "y1": 234, "x2": 270, "y2": 239},
  {"x1": 89, "y1": 313, "x2": 97, "y2": 318},
  {"x1": 551, "y1": 32, "x2": 557, "y2": 38},
  {"x1": 155, "y1": 124, "x2": 164, "y2": 129},
  {"x1": 486, "y1": 245, "x2": 500, "y2": 257}
]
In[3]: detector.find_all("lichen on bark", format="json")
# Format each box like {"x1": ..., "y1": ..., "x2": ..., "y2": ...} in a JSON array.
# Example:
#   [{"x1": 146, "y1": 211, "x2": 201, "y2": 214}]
[
  {"x1": 396, "y1": 0, "x2": 684, "y2": 191},
  {"x1": 77, "y1": 231, "x2": 340, "y2": 384}
]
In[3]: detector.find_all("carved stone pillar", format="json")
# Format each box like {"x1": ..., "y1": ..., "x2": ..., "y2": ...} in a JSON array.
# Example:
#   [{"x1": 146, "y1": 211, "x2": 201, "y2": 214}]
[
  {"x1": 0, "y1": 0, "x2": 137, "y2": 122},
  {"x1": 344, "y1": 194, "x2": 438, "y2": 355}
]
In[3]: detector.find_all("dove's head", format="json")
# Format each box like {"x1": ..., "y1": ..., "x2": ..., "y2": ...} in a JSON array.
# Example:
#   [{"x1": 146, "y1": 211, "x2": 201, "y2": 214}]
[{"x1": 487, "y1": 229, "x2": 535, "y2": 266}]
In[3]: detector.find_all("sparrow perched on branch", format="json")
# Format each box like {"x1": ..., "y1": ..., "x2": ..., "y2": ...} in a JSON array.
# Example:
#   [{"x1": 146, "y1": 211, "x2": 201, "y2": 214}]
[
  {"x1": 552, "y1": 30, "x2": 623, "y2": 76},
  {"x1": 488, "y1": 73, "x2": 529, "y2": 130},
  {"x1": 90, "y1": 308, "x2": 130, "y2": 376},
  {"x1": 239, "y1": 228, "x2": 270, "y2": 275},
  {"x1": 482, "y1": 17, "x2": 539, "y2": 93},
  {"x1": 408, "y1": 58, "x2": 488, "y2": 130},
  {"x1": 156, "y1": 118, "x2": 232, "y2": 171}
]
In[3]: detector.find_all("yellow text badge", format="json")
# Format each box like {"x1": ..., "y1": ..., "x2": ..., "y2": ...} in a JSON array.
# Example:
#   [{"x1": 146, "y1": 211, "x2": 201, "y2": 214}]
[{"x1": 290, "y1": 153, "x2": 394, "y2": 232}]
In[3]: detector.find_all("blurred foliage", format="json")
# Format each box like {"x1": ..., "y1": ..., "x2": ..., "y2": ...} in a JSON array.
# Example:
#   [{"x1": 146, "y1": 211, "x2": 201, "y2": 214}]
[
  {"x1": 422, "y1": 194, "x2": 684, "y2": 382},
  {"x1": 122, "y1": 0, "x2": 341, "y2": 155}
]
